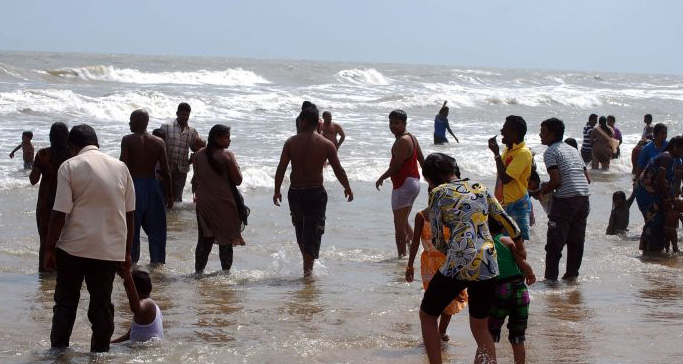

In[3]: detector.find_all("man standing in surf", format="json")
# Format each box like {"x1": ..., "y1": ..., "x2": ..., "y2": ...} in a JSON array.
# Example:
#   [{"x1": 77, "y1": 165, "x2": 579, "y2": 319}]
[
  {"x1": 160, "y1": 102, "x2": 201, "y2": 202},
  {"x1": 487, "y1": 115, "x2": 533, "y2": 242},
  {"x1": 120, "y1": 109, "x2": 173, "y2": 265},
  {"x1": 376, "y1": 109, "x2": 425, "y2": 258},
  {"x1": 274, "y1": 106, "x2": 353, "y2": 277},
  {"x1": 320, "y1": 111, "x2": 346, "y2": 150}
]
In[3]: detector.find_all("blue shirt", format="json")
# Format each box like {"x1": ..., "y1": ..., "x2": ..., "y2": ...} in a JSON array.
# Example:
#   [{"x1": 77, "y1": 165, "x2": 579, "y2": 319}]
[
  {"x1": 637, "y1": 140, "x2": 668, "y2": 169},
  {"x1": 434, "y1": 114, "x2": 448, "y2": 139}
]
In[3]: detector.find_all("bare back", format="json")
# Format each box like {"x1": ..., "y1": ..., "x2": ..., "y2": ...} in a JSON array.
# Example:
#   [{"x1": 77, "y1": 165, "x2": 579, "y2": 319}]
[
  {"x1": 285, "y1": 131, "x2": 337, "y2": 188},
  {"x1": 121, "y1": 133, "x2": 168, "y2": 178}
]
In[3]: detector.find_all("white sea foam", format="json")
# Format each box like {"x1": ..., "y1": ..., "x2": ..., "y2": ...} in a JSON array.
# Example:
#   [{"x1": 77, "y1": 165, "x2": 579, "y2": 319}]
[
  {"x1": 42, "y1": 65, "x2": 270, "y2": 86},
  {"x1": 335, "y1": 68, "x2": 392, "y2": 86}
]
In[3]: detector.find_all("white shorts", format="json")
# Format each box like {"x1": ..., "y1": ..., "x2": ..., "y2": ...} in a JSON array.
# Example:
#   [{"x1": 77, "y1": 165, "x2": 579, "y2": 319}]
[{"x1": 391, "y1": 177, "x2": 421, "y2": 210}]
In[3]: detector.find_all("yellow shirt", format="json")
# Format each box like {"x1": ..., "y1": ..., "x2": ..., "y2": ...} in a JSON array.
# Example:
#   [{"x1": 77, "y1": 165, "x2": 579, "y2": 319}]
[{"x1": 500, "y1": 141, "x2": 532, "y2": 205}]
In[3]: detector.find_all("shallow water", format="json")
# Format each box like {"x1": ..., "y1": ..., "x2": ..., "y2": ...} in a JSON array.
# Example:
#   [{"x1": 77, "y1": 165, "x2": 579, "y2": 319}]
[{"x1": 1, "y1": 52, "x2": 683, "y2": 363}]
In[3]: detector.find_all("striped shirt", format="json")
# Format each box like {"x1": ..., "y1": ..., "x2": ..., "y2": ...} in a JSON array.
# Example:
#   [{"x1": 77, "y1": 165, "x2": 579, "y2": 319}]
[
  {"x1": 160, "y1": 120, "x2": 199, "y2": 173},
  {"x1": 581, "y1": 123, "x2": 594, "y2": 151},
  {"x1": 543, "y1": 141, "x2": 590, "y2": 198}
]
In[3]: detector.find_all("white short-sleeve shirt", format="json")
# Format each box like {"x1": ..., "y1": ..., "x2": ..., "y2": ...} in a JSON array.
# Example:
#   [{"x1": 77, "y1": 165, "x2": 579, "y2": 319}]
[{"x1": 53, "y1": 145, "x2": 136, "y2": 261}]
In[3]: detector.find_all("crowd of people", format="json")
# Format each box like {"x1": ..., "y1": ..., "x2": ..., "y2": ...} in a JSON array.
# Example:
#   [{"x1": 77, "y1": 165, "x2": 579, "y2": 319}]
[{"x1": 7, "y1": 100, "x2": 680, "y2": 363}]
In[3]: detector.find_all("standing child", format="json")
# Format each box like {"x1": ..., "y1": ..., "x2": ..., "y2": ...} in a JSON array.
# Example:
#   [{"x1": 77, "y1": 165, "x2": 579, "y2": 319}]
[
  {"x1": 488, "y1": 217, "x2": 536, "y2": 364},
  {"x1": 606, "y1": 190, "x2": 636, "y2": 235},
  {"x1": 406, "y1": 206, "x2": 468, "y2": 342},
  {"x1": 663, "y1": 197, "x2": 683, "y2": 253},
  {"x1": 112, "y1": 270, "x2": 164, "y2": 343},
  {"x1": 9, "y1": 131, "x2": 34, "y2": 169}
]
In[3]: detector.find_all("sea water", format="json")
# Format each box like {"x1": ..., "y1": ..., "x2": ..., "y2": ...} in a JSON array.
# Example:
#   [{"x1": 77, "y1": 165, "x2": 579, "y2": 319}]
[{"x1": 1, "y1": 51, "x2": 682, "y2": 363}]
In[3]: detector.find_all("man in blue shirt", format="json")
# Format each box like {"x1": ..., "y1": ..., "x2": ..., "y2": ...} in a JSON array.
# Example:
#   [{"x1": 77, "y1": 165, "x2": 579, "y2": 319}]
[
  {"x1": 635, "y1": 123, "x2": 668, "y2": 176},
  {"x1": 433, "y1": 102, "x2": 459, "y2": 145}
]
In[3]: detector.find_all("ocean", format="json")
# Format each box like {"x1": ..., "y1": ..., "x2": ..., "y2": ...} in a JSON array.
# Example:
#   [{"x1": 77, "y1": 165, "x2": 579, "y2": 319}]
[{"x1": 1, "y1": 51, "x2": 682, "y2": 363}]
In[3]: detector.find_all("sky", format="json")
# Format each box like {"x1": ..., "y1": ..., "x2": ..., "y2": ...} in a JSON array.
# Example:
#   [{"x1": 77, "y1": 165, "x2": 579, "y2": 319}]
[{"x1": 0, "y1": 0, "x2": 681, "y2": 75}]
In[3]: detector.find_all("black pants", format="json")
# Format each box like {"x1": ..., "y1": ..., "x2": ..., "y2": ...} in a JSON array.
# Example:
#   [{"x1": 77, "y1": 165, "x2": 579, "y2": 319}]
[
  {"x1": 545, "y1": 195, "x2": 590, "y2": 280},
  {"x1": 195, "y1": 223, "x2": 233, "y2": 272},
  {"x1": 51, "y1": 248, "x2": 118, "y2": 352}
]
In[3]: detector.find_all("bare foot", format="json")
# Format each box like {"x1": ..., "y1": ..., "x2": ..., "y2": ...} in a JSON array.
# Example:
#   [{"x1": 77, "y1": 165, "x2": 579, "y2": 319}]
[{"x1": 441, "y1": 333, "x2": 450, "y2": 342}]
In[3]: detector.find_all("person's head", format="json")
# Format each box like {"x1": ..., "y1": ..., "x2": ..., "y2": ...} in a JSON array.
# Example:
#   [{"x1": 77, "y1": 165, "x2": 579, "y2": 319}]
[
  {"x1": 439, "y1": 105, "x2": 449, "y2": 117},
  {"x1": 301, "y1": 100, "x2": 314, "y2": 110},
  {"x1": 22, "y1": 131, "x2": 33, "y2": 141},
  {"x1": 129, "y1": 109, "x2": 149, "y2": 133},
  {"x1": 49, "y1": 123, "x2": 68, "y2": 147},
  {"x1": 664, "y1": 135, "x2": 683, "y2": 158},
  {"x1": 528, "y1": 169, "x2": 541, "y2": 190},
  {"x1": 132, "y1": 270, "x2": 152, "y2": 299},
  {"x1": 422, "y1": 153, "x2": 460, "y2": 187},
  {"x1": 152, "y1": 128, "x2": 165, "y2": 140},
  {"x1": 589, "y1": 114, "x2": 598, "y2": 126},
  {"x1": 299, "y1": 107, "x2": 320, "y2": 131},
  {"x1": 598, "y1": 115, "x2": 607, "y2": 127},
  {"x1": 539, "y1": 118, "x2": 565, "y2": 146},
  {"x1": 388, "y1": 109, "x2": 408, "y2": 136},
  {"x1": 176, "y1": 102, "x2": 191, "y2": 127},
  {"x1": 644, "y1": 114, "x2": 653, "y2": 125},
  {"x1": 607, "y1": 115, "x2": 616, "y2": 127},
  {"x1": 501, "y1": 115, "x2": 527, "y2": 147},
  {"x1": 564, "y1": 138, "x2": 578, "y2": 149},
  {"x1": 612, "y1": 191, "x2": 627, "y2": 208},
  {"x1": 67, "y1": 124, "x2": 98, "y2": 154},
  {"x1": 488, "y1": 215, "x2": 504, "y2": 235},
  {"x1": 653, "y1": 123, "x2": 668, "y2": 143},
  {"x1": 206, "y1": 124, "x2": 231, "y2": 174},
  {"x1": 322, "y1": 111, "x2": 332, "y2": 123}
]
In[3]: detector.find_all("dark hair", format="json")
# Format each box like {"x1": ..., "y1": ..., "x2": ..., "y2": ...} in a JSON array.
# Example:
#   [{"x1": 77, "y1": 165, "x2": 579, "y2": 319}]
[
  {"x1": 488, "y1": 216, "x2": 504, "y2": 235},
  {"x1": 177, "y1": 102, "x2": 191, "y2": 113},
  {"x1": 653, "y1": 123, "x2": 667, "y2": 136},
  {"x1": 206, "y1": 124, "x2": 231, "y2": 175},
  {"x1": 152, "y1": 128, "x2": 165, "y2": 140},
  {"x1": 422, "y1": 153, "x2": 460, "y2": 185},
  {"x1": 564, "y1": 138, "x2": 578, "y2": 149},
  {"x1": 322, "y1": 111, "x2": 331, "y2": 118},
  {"x1": 598, "y1": 116, "x2": 613, "y2": 136},
  {"x1": 67, "y1": 124, "x2": 98, "y2": 149},
  {"x1": 132, "y1": 270, "x2": 152, "y2": 297},
  {"x1": 540, "y1": 118, "x2": 565, "y2": 143},
  {"x1": 439, "y1": 106, "x2": 449, "y2": 115},
  {"x1": 389, "y1": 109, "x2": 407, "y2": 122},
  {"x1": 301, "y1": 100, "x2": 315, "y2": 110},
  {"x1": 645, "y1": 114, "x2": 653, "y2": 122},
  {"x1": 607, "y1": 115, "x2": 616, "y2": 124},
  {"x1": 299, "y1": 106, "x2": 319, "y2": 127},
  {"x1": 664, "y1": 135, "x2": 683, "y2": 153},
  {"x1": 22, "y1": 131, "x2": 33, "y2": 138},
  {"x1": 49, "y1": 122, "x2": 71, "y2": 165},
  {"x1": 529, "y1": 168, "x2": 540, "y2": 186},
  {"x1": 505, "y1": 115, "x2": 527, "y2": 139},
  {"x1": 589, "y1": 114, "x2": 598, "y2": 121},
  {"x1": 613, "y1": 191, "x2": 626, "y2": 201}
]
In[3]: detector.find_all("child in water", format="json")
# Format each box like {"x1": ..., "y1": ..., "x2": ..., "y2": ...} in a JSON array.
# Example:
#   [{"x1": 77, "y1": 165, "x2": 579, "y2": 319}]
[
  {"x1": 406, "y1": 204, "x2": 468, "y2": 341},
  {"x1": 606, "y1": 190, "x2": 636, "y2": 235},
  {"x1": 487, "y1": 216, "x2": 536, "y2": 364},
  {"x1": 663, "y1": 197, "x2": 683, "y2": 253},
  {"x1": 9, "y1": 130, "x2": 34, "y2": 169},
  {"x1": 112, "y1": 270, "x2": 164, "y2": 343}
]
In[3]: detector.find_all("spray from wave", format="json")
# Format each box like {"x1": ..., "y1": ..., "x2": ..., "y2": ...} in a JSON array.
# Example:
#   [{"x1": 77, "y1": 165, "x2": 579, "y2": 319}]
[
  {"x1": 336, "y1": 68, "x2": 392, "y2": 86},
  {"x1": 42, "y1": 65, "x2": 270, "y2": 86}
]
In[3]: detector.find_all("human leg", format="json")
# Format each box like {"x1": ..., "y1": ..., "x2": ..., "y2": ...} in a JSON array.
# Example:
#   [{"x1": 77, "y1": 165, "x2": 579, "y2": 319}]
[
  {"x1": 171, "y1": 166, "x2": 187, "y2": 202},
  {"x1": 468, "y1": 279, "x2": 497, "y2": 364},
  {"x1": 289, "y1": 187, "x2": 327, "y2": 276},
  {"x1": 564, "y1": 196, "x2": 589, "y2": 279},
  {"x1": 83, "y1": 259, "x2": 116, "y2": 352},
  {"x1": 420, "y1": 309, "x2": 443, "y2": 364},
  {"x1": 544, "y1": 198, "x2": 572, "y2": 281},
  {"x1": 143, "y1": 180, "x2": 167, "y2": 264},
  {"x1": 195, "y1": 220, "x2": 215, "y2": 272},
  {"x1": 392, "y1": 206, "x2": 413, "y2": 258},
  {"x1": 50, "y1": 249, "x2": 85, "y2": 349},
  {"x1": 218, "y1": 244, "x2": 234, "y2": 271},
  {"x1": 506, "y1": 281, "x2": 530, "y2": 364},
  {"x1": 438, "y1": 313, "x2": 452, "y2": 341},
  {"x1": 131, "y1": 179, "x2": 147, "y2": 264}
]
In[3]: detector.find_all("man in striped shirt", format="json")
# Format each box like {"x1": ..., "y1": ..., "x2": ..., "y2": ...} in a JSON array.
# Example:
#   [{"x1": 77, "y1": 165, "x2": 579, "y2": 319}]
[
  {"x1": 160, "y1": 103, "x2": 201, "y2": 202},
  {"x1": 533, "y1": 118, "x2": 591, "y2": 282},
  {"x1": 580, "y1": 114, "x2": 597, "y2": 164}
]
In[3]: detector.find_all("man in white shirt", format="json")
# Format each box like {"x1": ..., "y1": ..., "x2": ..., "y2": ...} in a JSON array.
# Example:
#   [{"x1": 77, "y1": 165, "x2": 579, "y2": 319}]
[{"x1": 43, "y1": 124, "x2": 135, "y2": 353}]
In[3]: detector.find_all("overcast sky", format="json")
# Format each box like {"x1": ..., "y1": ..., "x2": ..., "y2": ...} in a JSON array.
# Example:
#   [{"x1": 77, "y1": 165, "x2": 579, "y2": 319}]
[{"x1": 1, "y1": 0, "x2": 681, "y2": 75}]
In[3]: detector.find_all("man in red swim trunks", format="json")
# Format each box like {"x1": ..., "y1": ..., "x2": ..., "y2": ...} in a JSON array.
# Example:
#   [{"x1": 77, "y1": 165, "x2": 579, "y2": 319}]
[{"x1": 376, "y1": 109, "x2": 425, "y2": 258}]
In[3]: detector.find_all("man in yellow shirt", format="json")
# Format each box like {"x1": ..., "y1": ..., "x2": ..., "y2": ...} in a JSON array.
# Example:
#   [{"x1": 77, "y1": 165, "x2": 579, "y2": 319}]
[{"x1": 488, "y1": 115, "x2": 533, "y2": 240}]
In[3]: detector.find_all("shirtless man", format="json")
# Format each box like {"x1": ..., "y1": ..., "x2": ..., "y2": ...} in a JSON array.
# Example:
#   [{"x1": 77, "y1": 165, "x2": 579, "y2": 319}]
[
  {"x1": 274, "y1": 106, "x2": 353, "y2": 276},
  {"x1": 376, "y1": 109, "x2": 425, "y2": 258},
  {"x1": 120, "y1": 109, "x2": 173, "y2": 265},
  {"x1": 320, "y1": 111, "x2": 346, "y2": 150}
]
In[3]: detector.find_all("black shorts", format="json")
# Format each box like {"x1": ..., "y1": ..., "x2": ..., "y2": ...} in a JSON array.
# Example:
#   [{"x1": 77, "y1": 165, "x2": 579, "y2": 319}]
[
  {"x1": 421, "y1": 270, "x2": 495, "y2": 319},
  {"x1": 288, "y1": 186, "x2": 327, "y2": 259}
]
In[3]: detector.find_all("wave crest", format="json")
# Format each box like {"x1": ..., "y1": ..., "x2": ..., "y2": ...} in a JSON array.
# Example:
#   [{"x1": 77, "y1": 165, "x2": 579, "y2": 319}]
[
  {"x1": 43, "y1": 65, "x2": 270, "y2": 86},
  {"x1": 336, "y1": 68, "x2": 391, "y2": 86}
]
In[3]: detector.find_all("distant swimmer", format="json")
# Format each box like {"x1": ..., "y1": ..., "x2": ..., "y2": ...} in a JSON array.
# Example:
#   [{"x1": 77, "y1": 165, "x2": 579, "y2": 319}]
[
  {"x1": 9, "y1": 130, "x2": 34, "y2": 169},
  {"x1": 274, "y1": 106, "x2": 353, "y2": 277},
  {"x1": 320, "y1": 111, "x2": 346, "y2": 150},
  {"x1": 433, "y1": 101, "x2": 459, "y2": 145}
]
